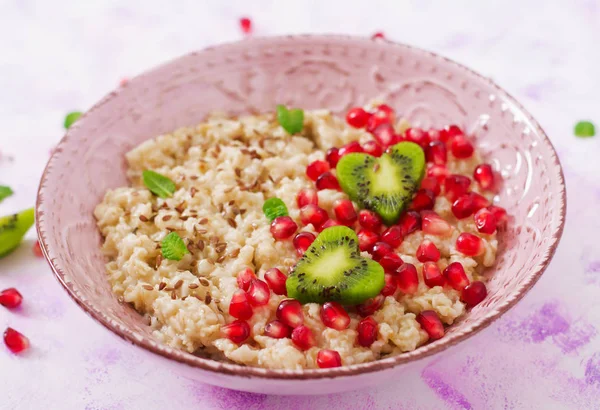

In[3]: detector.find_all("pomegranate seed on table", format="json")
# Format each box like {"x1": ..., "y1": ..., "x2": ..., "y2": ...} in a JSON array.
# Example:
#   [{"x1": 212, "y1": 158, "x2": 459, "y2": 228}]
[
  {"x1": 381, "y1": 274, "x2": 397, "y2": 296},
  {"x1": 462, "y1": 281, "x2": 488, "y2": 307},
  {"x1": 358, "y1": 209, "x2": 382, "y2": 231},
  {"x1": 326, "y1": 147, "x2": 341, "y2": 168},
  {"x1": 440, "y1": 124, "x2": 464, "y2": 143},
  {"x1": 469, "y1": 192, "x2": 491, "y2": 211},
  {"x1": 405, "y1": 128, "x2": 429, "y2": 147},
  {"x1": 3, "y1": 327, "x2": 30, "y2": 354},
  {"x1": 426, "y1": 141, "x2": 447, "y2": 165},
  {"x1": 474, "y1": 164, "x2": 495, "y2": 190},
  {"x1": 444, "y1": 174, "x2": 471, "y2": 202},
  {"x1": 291, "y1": 325, "x2": 315, "y2": 350},
  {"x1": 229, "y1": 290, "x2": 254, "y2": 320},
  {"x1": 346, "y1": 107, "x2": 371, "y2": 128},
  {"x1": 306, "y1": 160, "x2": 330, "y2": 181},
  {"x1": 456, "y1": 233, "x2": 484, "y2": 256},
  {"x1": 420, "y1": 176, "x2": 441, "y2": 196},
  {"x1": 221, "y1": 320, "x2": 251, "y2": 344},
  {"x1": 239, "y1": 17, "x2": 252, "y2": 34},
  {"x1": 444, "y1": 262, "x2": 470, "y2": 291},
  {"x1": 362, "y1": 140, "x2": 383, "y2": 157},
  {"x1": 488, "y1": 205, "x2": 508, "y2": 228},
  {"x1": 300, "y1": 204, "x2": 329, "y2": 229},
  {"x1": 32, "y1": 240, "x2": 43, "y2": 257},
  {"x1": 381, "y1": 225, "x2": 404, "y2": 248},
  {"x1": 293, "y1": 232, "x2": 316, "y2": 256},
  {"x1": 474, "y1": 208, "x2": 497, "y2": 234},
  {"x1": 0, "y1": 288, "x2": 23, "y2": 309},
  {"x1": 371, "y1": 123, "x2": 396, "y2": 147},
  {"x1": 411, "y1": 189, "x2": 435, "y2": 211},
  {"x1": 264, "y1": 320, "x2": 291, "y2": 339},
  {"x1": 450, "y1": 135, "x2": 474, "y2": 158},
  {"x1": 333, "y1": 199, "x2": 358, "y2": 226},
  {"x1": 236, "y1": 268, "x2": 257, "y2": 291},
  {"x1": 317, "y1": 349, "x2": 342, "y2": 368},
  {"x1": 371, "y1": 32, "x2": 385, "y2": 40},
  {"x1": 357, "y1": 316, "x2": 378, "y2": 347},
  {"x1": 356, "y1": 295, "x2": 384, "y2": 317},
  {"x1": 423, "y1": 262, "x2": 446, "y2": 287},
  {"x1": 319, "y1": 219, "x2": 342, "y2": 231},
  {"x1": 421, "y1": 210, "x2": 453, "y2": 236},
  {"x1": 357, "y1": 229, "x2": 380, "y2": 252},
  {"x1": 296, "y1": 188, "x2": 318, "y2": 208},
  {"x1": 270, "y1": 216, "x2": 298, "y2": 240},
  {"x1": 320, "y1": 301, "x2": 351, "y2": 330},
  {"x1": 416, "y1": 239, "x2": 441, "y2": 262},
  {"x1": 398, "y1": 211, "x2": 421, "y2": 236},
  {"x1": 427, "y1": 164, "x2": 449, "y2": 184},
  {"x1": 396, "y1": 263, "x2": 419, "y2": 294},
  {"x1": 264, "y1": 268, "x2": 288, "y2": 295},
  {"x1": 338, "y1": 141, "x2": 363, "y2": 158},
  {"x1": 379, "y1": 253, "x2": 404, "y2": 273},
  {"x1": 452, "y1": 194, "x2": 475, "y2": 219},
  {"x1": 370, "y1": 241, "x2": 393, "y2": 261},
  {"x1": 247, "y1": 279, "x2": 270, "y2": 306},
  {"x1": 276, "y1": 299, "x2": 304, "y2": 328},
  {"x1": 416, "y1": 311, "x2": 445, "y2": 340},
  {"x1": 316, "y1": 172, "x2": 341, "y2": 191}
]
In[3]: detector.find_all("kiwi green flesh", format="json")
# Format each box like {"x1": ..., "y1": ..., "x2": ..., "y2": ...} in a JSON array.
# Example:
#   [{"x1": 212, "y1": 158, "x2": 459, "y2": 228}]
[{"x1": 286, "y1": 226, "x2": 385, "y2": 305}]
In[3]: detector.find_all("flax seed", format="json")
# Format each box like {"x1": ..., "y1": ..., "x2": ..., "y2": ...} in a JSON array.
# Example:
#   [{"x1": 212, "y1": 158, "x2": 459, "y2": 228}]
[
  {"x1": 227, "y1": 218, "x2": 237, "y2": 228},
  {"x1": 174, "y1": 279, "x2": 184, "y2": 289},
  {"x1": 162, "y1": 215, "x2": 172, "y2": 221},
  {"x1": 216, "y1": 255, "x2": 226, "y2": 263},
  {"x1": 204, "y1": 294, "x2": 212, "y2": 304},
  {"x1": 199, "y1": 218, "x2": 208, "y2": 224},
  {"x1": 190, "y1": 175, "x2": 199, "y2": 180},
  {"x1": 163, "y1": 287, "x2": 174, "y2": 292},
  {"x1": 171, "y1": 290, "x2": 177, "y2": 300},
  {"x1": 197, "y1": 239, "x2": 205, "y2": 251},
  {"x1": 158, "y1": 282, "x2": 166, "y2": 291},
  {"x1": 229, "y1": 248, "x2": 240, "y2": 258},
  {"x1": 199, "y1": 278, "x2": 210, "y2": 287},
  {"x1": 215, "y1": 243, "x2": 227, "y2": 253},
  {"x1": 139, "y1": 215, "x2": 149, "y2": 222},
  {"x1": 188, "y1": 283, "x2": 199, "y2": 289},
  {"x1": 190, "y1": 187, "x2": 197, "y2": 197},
  {"x1": 142, "y1": 284, "x2": 153, "y2": 291}
]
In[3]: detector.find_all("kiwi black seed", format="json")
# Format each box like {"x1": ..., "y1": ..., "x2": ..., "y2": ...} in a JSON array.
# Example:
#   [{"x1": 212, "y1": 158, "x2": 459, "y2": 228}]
[
  {"x1": 336, "y1": 141, "x2": 425, "y2": 225},
  {"x1": 286, "y1": 226, "x2": 384, "y2": 305}
]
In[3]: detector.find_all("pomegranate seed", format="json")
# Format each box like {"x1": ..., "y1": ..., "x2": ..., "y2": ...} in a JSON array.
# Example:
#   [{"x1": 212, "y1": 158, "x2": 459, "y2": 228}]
[
  {"x1": 32, "y1": 240, "x2": 43, "y2": 257},
  {"x1": 316, "y1": 172, "x2": 341, "y2": 191},
  {"x1": 444, "y1": 174, "x2": 471, "y2": 202},
  {"x1": 416, "y1": 311, "x2": 444, "y2": 340},
  {"x1": 362, "y1": 140, "x2": 383, "y2": 157},
  {"x1": 371, "y1": 123, "x2": 396, "y2": 147},
  {"x1": 3, "y1": 327, "x2": 30, "y2": 354},
  {"x1": 357, "y1": 316, "x2": 378, "y2": 347},
  {"x1": 456, "y1": 233, "x2": 484, "y2": 256},
  {"x1": 426, "y1": 141, "x2": 447, "y2": 165},
  {"x1": 0, "y1": 288, "x2": 23, "y2": 309},
  {"x1": 396, "y1": 263, "x2": 419, "y2": 294},
  {"x1": 474, "y1": 164, "x2": 495, "y2": 190},
  {"x1": 444, "y1": 262, "x2": 470, "y2": 291},
  {"x1": 264, "y1": 268, "x2": 288, "y2": 295},
  {"x1": 416, "y1": 239, "x2": 441, "y2": 262},
  {"x1": 423, "y1": 262, "x2": 445, "y2": 287},
  {"x1": 229, "y1": 290, "x2": 253, "y2": 320},
  {"x1": 488, "y1": 205, "x2": 508, "y2": 228},
  {"x1": 300, "y1": 204, "x2": 329, "y2": 229},
  {"x1": 379, "y1": 253, "x2": 404, "y2": 273},
  {"x1": 320, "y1": 301, "x2": 351, "y2": 330},
  {"x1": 370, "y1": 241, "x2": 393, "y2": 261},
  {"x1": 357, "y1": 229, "x2": 380, "y2": 252},
  {"x1": 421, "y1": 210, "x2": 453, "y2": 236},
  {"x1": 276, "y1": 299, "x2": 304, "y2": 328},
  {"x1": 398, "y1": 211, "x2": 421, "y2": 236},
  {"x1": 356, "y1": 295, "x2": 384, "y2": 317},
  {"x1": 270, "y1": 216, "x2": 298, "y2": 240},
  {"x1": 411, "y1": 189, "x2": 435, "y2": 211},
  {"x1": 371, "y1": 32, "x2": 385, "y2": 40},
  {"x1": 440, "y1": 125, "x2": 464, "y2": 142},
  {"x1": 450, "y1": 135, "x2": 474, "y2": 158},
  {"x1": 319, "y1": 219, "x2": 343, "y2": 231},
  {"x1": 296, "y1": 188, "x2": 319, "y2": 208},
  {"x1": 452, "y1": 194, "x2": 475, "y2": 219},
  {"x1": 306, "y1": 160, "x2": 330, "y2": 181},
  {"x1": 473, "y1": 208, "x2": 497, "y2": 234},
  {"x1": 427, "y1": 128, "x2": 443, "y2": 142},
  {"x1": 462, "y1": 281, "x2": 488, "y2": 307},
  {"x1": 221, "y1": 320, "x2": 250, "y2": 344},
  {"x1": 376, "y1": 104, "x2": 395, "y2": 122},
  {"x1": 338, "y1": 141, "x2": 363, "y2": 158},
  {"x1": 420, "y1": 176, "x2": 441, "y2": 196},
  {"x1": 293, "y1": 232, "x2": 316, "y2": 256},
  {"x1": 381, "y1": 225, "x2": 403, "y2": 248},
  {"x1": 381, "y1": 274, "x2": 397, "y2": 296},
  {"x1": 358, "y1": 209, "x2": 382, "y2": 231},
  {"x1": 346, "y1": 107, "x2": 371, "y2": 128},
  {"x1": 326, "y1": 147, "x2": 341, "y2": 168},
  {"x1": 247, "y1": 279, "x2": 270, "y2": 306},
  {"x1": 469, "y1": 192, "x2": 491, "y2": 211},
  {"x1": 239, "y1": 17, "x2": 252, "y2": 34},
  {"x1": 405, "y1": 128, "x2": 429, "y2": 147},
  {"x1": 236, "y1": 268, "x2": 257, "y2": 291},
  {"x1": 317, "y1": 349, "x2": 342, "y2": 368},
  {"x1": 291, "y1": 325, "x2": 315, "y2": 350},
  {"x1": 427, "y1": 164, "x2": 449, "y2": 184},
  {"x1": 333, "y1": 199, "x2": 358, "y2": 226},
  {"x1": 264, "y1": 320, "x2": 291, "y2": 339}
]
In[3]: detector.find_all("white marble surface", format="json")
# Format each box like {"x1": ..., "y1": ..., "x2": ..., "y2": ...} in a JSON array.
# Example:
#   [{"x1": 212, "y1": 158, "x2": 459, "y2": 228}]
[{"x1": 1, "y1": 0, "x2": 600, "y2": 408}]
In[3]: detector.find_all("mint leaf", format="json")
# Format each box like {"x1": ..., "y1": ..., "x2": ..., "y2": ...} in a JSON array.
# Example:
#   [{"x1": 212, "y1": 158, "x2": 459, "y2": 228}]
[
  {"x1": 0, "y1": 186, "x2": 13, "y2": 203},
  {"x1": 64, "y1": 111, "x2": 82, "y2": 129},
  {"x1": 161, "y1": 232, "x2": 189, "y2": 261},
  {"x1": 276, "y1": 105, "x2": 304, "y2": 135},
  {"x1": 143, "y1": 170, "x2": 176, "y2": 198},
  {"x1": 575, "y1": 120, "x2": 595, "y2": 138},
  {"x1": 263, "y1": 197, "x2": 289, "y2": 222}
]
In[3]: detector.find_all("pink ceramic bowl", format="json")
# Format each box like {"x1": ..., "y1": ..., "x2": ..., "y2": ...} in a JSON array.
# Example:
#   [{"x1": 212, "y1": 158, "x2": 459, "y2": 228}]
[{"x1": 36, "y1": 35, "x2": 566, "y2": 395}]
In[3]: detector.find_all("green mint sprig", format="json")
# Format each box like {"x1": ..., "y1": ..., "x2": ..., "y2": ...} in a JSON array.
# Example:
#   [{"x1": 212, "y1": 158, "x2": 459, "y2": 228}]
[
  {"x1": 574, "y1": 120, "x2": 595, "y2": 138},
  {"x1": 161, "y1": 232, "x2": 189, "y2": 261},
  {"x1": 143, "y1": 170, "x2": 176, "y2": 198},
  {"x1": 263, "y1": 198, "x2": 288, "y2": 222},
  {"x1": 64, "y1": 111, "x2": 82, "y2": 129},
  {"x1": 276, "y1": 105, "x2": 304, "y2": 135}
]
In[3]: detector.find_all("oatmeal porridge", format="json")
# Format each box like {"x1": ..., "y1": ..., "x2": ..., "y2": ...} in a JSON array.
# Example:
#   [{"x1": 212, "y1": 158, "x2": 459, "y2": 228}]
[{"x1": 94, "y1": 103, "x2": 506, "y2": 370}]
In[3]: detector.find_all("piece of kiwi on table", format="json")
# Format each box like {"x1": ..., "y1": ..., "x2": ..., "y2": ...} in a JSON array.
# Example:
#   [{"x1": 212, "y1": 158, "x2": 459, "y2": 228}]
[
  {"x1": 336, "y1": 142, "x2": 425, "y2": 225},
  {"x1": 286, "y1": 226, "x2": 384, "y2": 305},
  {"x1": 0, "y1": 208, "x2": 35, "y2": 258}
]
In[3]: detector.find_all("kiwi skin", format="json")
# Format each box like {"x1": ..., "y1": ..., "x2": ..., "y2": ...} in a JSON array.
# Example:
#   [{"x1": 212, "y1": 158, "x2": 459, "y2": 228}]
[{"x1": 0, "y1": 208, "x2": 35, "y2": 258}]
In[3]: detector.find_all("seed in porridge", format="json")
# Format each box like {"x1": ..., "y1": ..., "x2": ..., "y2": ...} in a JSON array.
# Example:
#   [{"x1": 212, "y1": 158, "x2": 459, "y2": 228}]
[
  {"x1": 199, "y1": 277, "x2": 210, "y2": 287},
  {"x1": 337, "y1": 141, "x2": 363, "y2": 158},
  {"x1": 444, "y1": 174, "x2": 471, "y2": 202},
  {"x1": 426, "y1": 140, "x2": 447, "y2": 165},
  {"x1": 175, "y1": 203, "x2": 186, "y2": 213},
  {"x1": 247, "y1": 279, "x2": 270, "y2": 306},
  {"x1": 450, "y1": 134, "x2": 474, "y2": 159},
  {"x1": 199, "y1": 218, "x2": 208, "y2": 224},
  {"x1": 173, "y1": 280, "x2": 183, "y2": 289},
  {"x1": 416, "y1": 310, "x2": 444, "y2": 340},
  {"x1": 381, "y1": 225, "x2": 403, "y2": 248},
  {"x1": 270, "y1": 216, "x2": 298, "y2": 240},
  {"x1": 204, "y1": 294, "x2": 212, "y2": 304},
  {"x1": 421, "y1": 211, "x2": 453, "y2": 236},
  {"x1": 162, "y1": 215, "x2": 172, "y2": 222},
  {"x1": 370, "y1": 241, "x2": 393, "y2": 261},
  {"x1": 346, "y1": 107, "x2": 371, "y2": 128},
  {"x1": 378, "y1": 253, "x2": 403, "y2": 273},
  {"x1": 299, "y1": 205, "x2": 328, "y2": 230},
  {"x1": 444, "y1": 262, "x2": 470, "y2": 291},
  {"x1": 214, "y1": 243, "x2": 227, "y2": 253},
  {"x1": 317, "y1": 349, "x2": 342, "y2": 368},
  {"x1": 381, "y1": 274, "x2": 397, "y2": 296},
  {"x1": 158, "y1": 282, "x2": 166, "y2": 291},
  {"x1": 456, "y1": 233, "x2": 484, "y2": 256},
  {"x1": 229, "y1": 248, "x2": 241, "y2": 258},
  {"x1": 356, "y1": 295, "x2": 385, "y2": 317},
  {"x1": 161, "y1": 232, "x2": 189, "y2": 261},
  {"x1": 319, "y1": 219, "x2": 342, "y2": 231},
  {"x1": 420, "y1": 176, "x2": 441, "y2": 196},
  {"x1": 188, "y1": 283, "x2": 199, "y2": 289},
  {"x1": 197, "y1": 239, "x2": 205, "y2": 251},
  {"x1": 236, "y1": 268, "x2": 257, "y2": 291},
  {"x1": 410, "y1": 188, "x2": 435, "y2": 211},
  {"x1": 405, "y1": 128, "x2": 429, "y2": 148},
  {"x1": 163, "y1": 287, "x2": 175, "y2": 292},
  {"x1": 216, "y1": 255, "x2": 226, "y2": 263},
  {"x1": 190, "y1": 187, "x2": 197, "y2": 197},
  {"x1": 171, "y1": 290, "x2": 177, "y2": 300},
  {"x1": 462, "y1": 281, "x2": 487, "y2": 307},
  {"x1": 396, "y1": 263, "x2": 419, "y2": 294},
  {"x1": 209, "y1": 236, "x2": 219, "y2": 245},
  {"x1": 474, "y1": 208, "x2": 497, "y2": 234},
  {"x1": 417, "y1": 239, "x2": 441, "y2": 263},
  {"x1": 190, "y1": 175, "x2": 198, "y2": 180},
  {"x1": 293, "y1": 232, "x2": 316, "y2": 256},
  {"x1": 488, "y1": 205, "x2": 508, "y2": 228},
  {"x1": 362, "y1": 140, "x2": 383, "y2": 157},
  {"x1": 142, "y1": 170, "x2": 176, "y2": 198},
  {"x1": 372, "y1": 123, "x2": 396, "y2": 148},
  {"x1": 264, "y1": 268, "x2": 288, "y2": 296},
  {"x1": 423, "y1": 262, "x2": 446, "y2": 287},
  {"x1": 469, "y1": 192, "x2": 491, "y2": 211},
  {"x1": 221, "y1": 320, "x2": 250, "y2": 344},
  {"x1": 291, "y1": 325, "x2": 315, "y2": 351},
  {"x1": 142, "y1": 284, "x2": 153, "y2": 291},
  {"x1": 357, "y1": 316, "x2": 378, "y2": 347},
  {"x1": 276, "y1": 299, "x2": 304, "y2": 328},
  {"x1": 306, "y1": 160, "x2": 330, "y2": 182},
  {"x1": 296, "y1": 188, "x2": 319, "y2": 208},
  {"x1": 320, "y1": 302, "x2": 351, "y2": 330},
  {"x1": 264, "y1": 320, "x2": 291, "y2": 339},
  {"x1": 139, "y1": 215, "x2": 149, "y2": 222},
  {"x1": 474, "y1": 164, "x2": 495, "y2": 190},
  {"x1": 333, "y1": 199, "x2": 358, "y2": 226},
  {"x1": 315, "y1": 171, "x2": 341, "y2": 191},
  {"x1": 398, "y1": 211, "x2": 421, "y2": 236},
  {"x1": 326, "y1": 147, "x2": 341, "y2": 168},
  {"x1": 358, "y1": 209, "x2": 382, "y2": 231},
  {"x1": 229, "y1": 290, "x2": 253, "y2": 320},
  {"x1": 452, "y1": 194, "x2": 475, "y2": 219}
]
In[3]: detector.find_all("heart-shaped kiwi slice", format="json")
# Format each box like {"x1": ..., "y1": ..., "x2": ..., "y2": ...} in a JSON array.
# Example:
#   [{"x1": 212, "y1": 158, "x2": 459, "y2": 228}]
[
  {"x1": 336, "y1": 142, "x2": 425, "y2": 225},
  {"x1": 286, "y1": 226, "x2": 384, "y2": 305}
]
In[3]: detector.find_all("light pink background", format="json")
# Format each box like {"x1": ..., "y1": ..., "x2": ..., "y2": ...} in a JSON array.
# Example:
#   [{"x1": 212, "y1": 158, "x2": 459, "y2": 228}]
[{"x1": 1, "y1": 1, "x2": 599, "y2": 409}]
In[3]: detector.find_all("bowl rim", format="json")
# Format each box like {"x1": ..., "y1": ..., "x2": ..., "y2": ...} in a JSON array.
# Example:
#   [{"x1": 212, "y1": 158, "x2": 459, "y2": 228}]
[{"x1": 36, "y1": 34, "x2": 567, "y2": 380}]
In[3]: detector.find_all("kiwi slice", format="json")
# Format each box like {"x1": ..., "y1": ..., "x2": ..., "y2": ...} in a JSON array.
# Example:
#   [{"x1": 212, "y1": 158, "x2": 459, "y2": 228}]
[
  {"x1": 286, "y1": 226, "x2": 384, "y2": 305},
  {"x1": 0, "y1": 208, "x2": 35, "y2": 258},
  {"x1": 336, "y1": 142, "x2": 425, "y2": 225}
]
